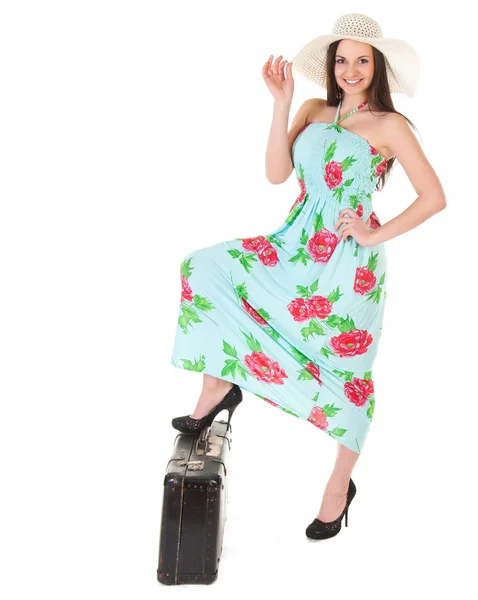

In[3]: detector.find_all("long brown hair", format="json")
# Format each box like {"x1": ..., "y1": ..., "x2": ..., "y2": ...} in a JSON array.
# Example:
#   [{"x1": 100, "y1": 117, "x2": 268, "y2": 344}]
[{"x1": 325, "y1": 39, "x2": 420, "y2": 192}]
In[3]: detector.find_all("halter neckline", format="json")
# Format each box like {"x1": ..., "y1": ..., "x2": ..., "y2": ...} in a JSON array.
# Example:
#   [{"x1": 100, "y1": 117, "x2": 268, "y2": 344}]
[{"x1": 334, "y1": 98, "x2": 369, "y2": 125}]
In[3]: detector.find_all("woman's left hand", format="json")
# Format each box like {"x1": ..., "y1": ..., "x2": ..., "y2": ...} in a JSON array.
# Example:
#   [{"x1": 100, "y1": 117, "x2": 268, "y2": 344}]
[{"x1": 335, "y1": 209, "x2": 376, "y2": 247}]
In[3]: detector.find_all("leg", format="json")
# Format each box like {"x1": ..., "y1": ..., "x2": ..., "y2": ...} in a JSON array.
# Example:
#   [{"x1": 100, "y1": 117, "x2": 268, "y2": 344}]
[
  {"x1": 316, "y1": 442, "x2": 360, "y2": 521},
  {"x1": 189, "y1": 374, "x2": 234, "y2": 419}
]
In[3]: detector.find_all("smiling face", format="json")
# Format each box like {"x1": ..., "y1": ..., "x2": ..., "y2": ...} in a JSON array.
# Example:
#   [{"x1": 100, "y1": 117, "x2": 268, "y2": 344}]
[{"x1": 334, "y1": 39, "x2": 375, "y2": 96}]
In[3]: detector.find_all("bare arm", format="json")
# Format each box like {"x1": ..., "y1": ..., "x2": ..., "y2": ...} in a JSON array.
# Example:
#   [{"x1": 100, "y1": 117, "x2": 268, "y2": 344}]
[
  {"x1": 265, "y1": 98, "x2": 318, "y2": 185},
  {"x1": 370, "y1": 114, "x2": 447, "y2": 244}
]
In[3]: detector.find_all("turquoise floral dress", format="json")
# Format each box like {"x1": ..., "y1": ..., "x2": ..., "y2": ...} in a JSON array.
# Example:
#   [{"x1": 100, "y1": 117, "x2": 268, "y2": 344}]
[{"x1": 170, "y1": 98, "x2": 388, "y2": 454}]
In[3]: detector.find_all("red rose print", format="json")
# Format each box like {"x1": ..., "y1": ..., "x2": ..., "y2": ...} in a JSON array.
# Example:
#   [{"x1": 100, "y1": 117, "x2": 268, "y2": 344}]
[
  {"x1": 181, "y1": 274, "x2": 193, "y2": 302},
  {"x1": 244, "y1": 351, "x2": 288, "y2": 384},
  {"x1": 306, "y1": 229, "x2": 339, "y2": 263},
  {"x1": 324, "y1": 160, "x2": 344, "y2": 190},
  {"x1": 306, "y1": 361, "x2": 323, "y2": 385},
  {"x1": 264, "y1": 397, "x2": 280, "y2": 408},
  {"x1": 354, "y1": 267, "x2": 377, "y2": 294},
  {"x1": 241, "y1": 236, "x2": 268, "y2": 252},
  {"x1": 369, "y1": 211, "x2": 381, "y2": 229},
  {"x1": 357, "y1": 204, "x2": 363, "y2": 217},
  {"x1": 344, "y1": 377, "x2": 375, "y2": 407},
  {"x1": 375, "y1": 159, "x2": 387, "y2": 178},
  {"x1": 241, "y1": 297, "x2": 269, "y2": 325},
  {"x1": 307, "y1": 295, "x2": 333, "y2": 319},
  {"x1": 370, "y1": 145, "x2": 378, "y2": 156},
  {"x1": 329, "y1": 329, "x2": 373, "y2": 357},
  {"x1": 257, "y1": 242, "x2": 279, "y2": 266},
  {"x1": 307, "y1": 405, "x2": 328, "y2": 430},
  {"x1": 287, "y1": 297, "x2": 311, "y2": 322},
  {"x1": 289, "y1": 178, "x2": 307, "y2": 213}
]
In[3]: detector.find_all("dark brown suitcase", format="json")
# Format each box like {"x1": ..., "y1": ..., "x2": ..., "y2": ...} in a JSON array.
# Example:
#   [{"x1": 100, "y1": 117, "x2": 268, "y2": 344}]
[{"x1": 157, "y1": 419, "x2": 232, "y2": 585}]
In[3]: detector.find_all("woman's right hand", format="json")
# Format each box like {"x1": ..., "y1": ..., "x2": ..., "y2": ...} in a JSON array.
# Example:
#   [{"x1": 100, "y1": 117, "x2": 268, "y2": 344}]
[{"x1": 262, "y1": 55, "x2": 294, "y2": 105}]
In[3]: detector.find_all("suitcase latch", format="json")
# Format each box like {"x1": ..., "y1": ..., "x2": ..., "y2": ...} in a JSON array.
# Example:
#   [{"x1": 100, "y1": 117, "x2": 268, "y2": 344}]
[{"x1": 176, "y1": 460, "x2": 204, "y2": 471}]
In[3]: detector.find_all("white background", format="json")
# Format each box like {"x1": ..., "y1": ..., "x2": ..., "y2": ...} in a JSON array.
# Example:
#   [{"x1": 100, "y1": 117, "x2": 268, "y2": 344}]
[{"x1": 0, "y1": 1, "x2": 475, "y2": 597}]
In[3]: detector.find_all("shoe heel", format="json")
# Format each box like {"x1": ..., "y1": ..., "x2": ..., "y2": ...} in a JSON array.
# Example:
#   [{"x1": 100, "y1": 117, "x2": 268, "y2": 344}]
[
  {"x1": 344, "y1": 506, "x2": 349, "y2": 527},
  {"x1": 225, "y1": 403, "x2": 240, "y2": 432}
]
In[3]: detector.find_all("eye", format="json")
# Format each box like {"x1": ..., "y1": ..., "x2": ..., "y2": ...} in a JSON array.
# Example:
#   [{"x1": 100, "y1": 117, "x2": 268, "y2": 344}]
[{"x1": 336, "y1": 59, "x2": 368, "y2": 64}]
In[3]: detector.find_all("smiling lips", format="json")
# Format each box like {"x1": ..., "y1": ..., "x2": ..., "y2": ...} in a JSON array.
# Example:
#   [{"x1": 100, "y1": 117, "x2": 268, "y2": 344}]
[{"x1": 343, "y1": 78, "x2": 363, "y2": 86}]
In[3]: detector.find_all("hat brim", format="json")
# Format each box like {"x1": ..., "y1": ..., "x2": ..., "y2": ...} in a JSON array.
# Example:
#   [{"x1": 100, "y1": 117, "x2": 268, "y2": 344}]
[{"x1": 291, "y1": 34, "x2": 420, "y2": 97}]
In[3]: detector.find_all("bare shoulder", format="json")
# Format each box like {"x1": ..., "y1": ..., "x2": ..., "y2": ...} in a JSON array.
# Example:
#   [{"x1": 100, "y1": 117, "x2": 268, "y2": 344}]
[
  {"x1": 305, "y1": 97, "x2": 327, "y2": 122},
  {"x1": 374, "y1": 111, "x2": 408, "y2": 160},
  {"x1": 287, "y1": 98, "x2": 321, "y2": 148},
  {"x1": 379, "y1": 112, "x2": 414, "y2": 154},
  {"x1": 381, "y1": 112, "x2": 445, "y2": 198}
]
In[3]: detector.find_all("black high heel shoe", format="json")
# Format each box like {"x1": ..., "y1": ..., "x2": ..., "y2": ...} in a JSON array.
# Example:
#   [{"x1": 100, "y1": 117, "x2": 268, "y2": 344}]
[
  {"x1": 171, "y1": 383, "x2": 243, "y2": 434},
  {"x1": 305, "y1": 478, "x2": 357, "y2": 540}
]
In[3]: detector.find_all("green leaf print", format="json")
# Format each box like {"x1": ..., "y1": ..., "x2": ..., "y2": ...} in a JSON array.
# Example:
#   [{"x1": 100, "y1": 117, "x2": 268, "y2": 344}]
[
  {"x1": 367, "y1": 252, "x2": 379, "y2": 272},
  {"x1": 297, "y1": 367, "x2": 316, "y2": 381},
  {"x1": 235, "y1": 282, "x2": 248, "y2": 300},
  {"x1": 340, "y1": 157, "x2": 356, "y2": 171},
  {"x1": 223, "y1": 340, "x2": 238, "y2": 358},
  {"x1": 227, "y1": 248, "x2": 242, "y2": 258},
  {"x1": 327, "y1": 286, "x2": 343, "y2": 303},
  {"x1": 301, "y1": 319, "x2": 326, "y2": 342},
  {"x1": 180, "y1": 354, "x2": 206, "y2": 372},
  {"x1": 178, "y1": 304, "x2": 203, "y2": 334},
  {"x1": 300, "y1": 227, "x2": 309, "y2": 245},
  {"x1": 337, "y1": 314, "x2": 355, "y2": 333},
  {"x1": 288, "y1": 247, "x2": 313, "y2": 266},
  {"x1": 256, "y1": 307, "x2": 271, "y2": 321},
  {"x1": 319, "y1": 345, "x2": 335, "y2": 359},
  {"x1": 267, "y1": 326, "x2": 281, "y2": 342},
  {"x1": 332, "y1": 186, "x2": 345, "y2": 203},
  {"x1": 367, "y1": 397, "x2": 375, "y2": 421},
  {"x1": 313, "y1": 213, "x2": 324, "y2": 233},
  {"x1": 241, "y1": 330, "x2": 262, "y2": 353},
  {"x1": 193, "y1": 294, "x2": 214, "y2": 312},
  {"x1": 183, "y1": 304, "x2": 202, "y2": 323},
  {"x1": 239, "y1": 253, "x2": 258, "y2": 273},
  {"x1": 222, "y1": 358, "x2": 238, "y2": 378},
  {"x1": 236, "y1": 363, "x2": 249, "y2": 380},
  {"x1": 348, "y1": 194, "x2": 360, "y2": 210},
  {"x1": 328, "y1": 427, "x2": 347, "y2": 438},
  {"x1": 180, "y1": 258, "x2": 193, "y2": 279},
  {"x1": 221, "y1": 338, "x2": 249, "y2": 381},
  {"x1": 325, "y1": 314, "x2": 342, "y2": 328},
  {"x1": 321, "y1": 402, "x2": 343, "y2": 417},
  {"x1": 227, "y1": 249, "x2": 258, "y2": 273},
  {"x1": 295, "y1": 279, "x2": 320, "y2": 299},
  {"x1": 310, "y1": 279, "x2": 319, "y2": 293},
  {"x1": 266, "y1": 234, "x2": 284, "y2": 248},
  {"x1": 366, "y1": 286, "x2": 383, "y2": 304},
  {"x1": 324, "y1": 139, "x2": 337, "y2": 163},
  {"x1": 296, "y1": 284, "x2": 309, "y2": 297},
  {"x1": 324, "y1": 123, "x2": 341, "y2": 134},
  {"x1": 285, "y1": 199, "x2": 307, "y2": 226},
  {"x1": 290, "y1": 346, "x2": 311, "y2": 365},
  {"x1": 332, "y1": 369, "x2": 355, "y2": 381},
  {"x1": 281, "y1": 406, "x2": 300, "y2": 417}
]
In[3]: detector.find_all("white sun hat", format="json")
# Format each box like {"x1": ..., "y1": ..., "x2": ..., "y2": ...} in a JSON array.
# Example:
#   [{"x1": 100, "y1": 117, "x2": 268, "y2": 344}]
[{"x1": 291, "y1": 13, "x2": 420, "y2": 97}]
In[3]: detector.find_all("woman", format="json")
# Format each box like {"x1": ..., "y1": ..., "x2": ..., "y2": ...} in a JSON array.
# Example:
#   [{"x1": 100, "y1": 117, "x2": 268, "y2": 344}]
[{"x1": 168, "y1": 13, "x2": 446, "y2": 539}]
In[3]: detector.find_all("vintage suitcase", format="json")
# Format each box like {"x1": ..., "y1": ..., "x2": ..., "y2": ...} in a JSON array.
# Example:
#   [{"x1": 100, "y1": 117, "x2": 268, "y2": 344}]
[{"x1": 157, "y1": 418, "x2": 233, "y2": 585}]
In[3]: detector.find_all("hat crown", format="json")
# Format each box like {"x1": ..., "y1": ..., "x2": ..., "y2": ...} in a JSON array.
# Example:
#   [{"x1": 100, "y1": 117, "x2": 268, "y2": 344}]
[{"x1": 332, "y1": 13, "x2": 383, "y2": 39}]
